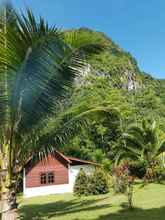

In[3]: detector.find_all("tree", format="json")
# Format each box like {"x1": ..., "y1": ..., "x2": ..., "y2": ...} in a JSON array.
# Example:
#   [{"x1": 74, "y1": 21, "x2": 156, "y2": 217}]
[
  {"x1": 116, "y1": 120, "x2": 165, "y2": 167},
  {"x1": 63, "y1": 76, "x2": 127, "y2": 161},
  {"x1": 73, "y1": 168, "x2": 89, "y2": 196},
  {"x1": 0, "y1": 4, "x2": 108, "y2": 219},
  {"x1": 74, "y1": 168, "x2": 109, "y2": 196},
  {"x1": 88, "y1": 168, "x2": 109, "y2": 195}
]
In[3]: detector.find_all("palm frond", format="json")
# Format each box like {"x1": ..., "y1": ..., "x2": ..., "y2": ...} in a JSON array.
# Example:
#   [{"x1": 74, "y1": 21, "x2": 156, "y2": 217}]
[
  {"x1": 157, "y1": 140, "x2": 165, "y2": 155},
  {"x1": 123, "y1": 133, "x2": 143, "y2": 150},
  {"x1": 0, "y1": 5, "x2": 108, "y2": 166},
  {"x1": 0, "y1": 6, "x2": 89, "y2": 135},
  {"x1": 115, "y1": 150, "x2": 138, "y2": 166},
  {"x1": 127, "y1": 125, "x2": 145, "y2": 145},
  {"x1": 119, "y1": 119, "x2": 164, "y2": 164},
  {"x1": 63, "y1": 29, "x2": 107, "y2": 57},
  {"x1": 11, "y1": 40, "x2": 81, "y2": 133},
  {"x1": 16, "y1": 8, "x2": 61, "y2": 55},
  {"x1": 19, "y1": 106, "x2": 119, "y2": 161}
]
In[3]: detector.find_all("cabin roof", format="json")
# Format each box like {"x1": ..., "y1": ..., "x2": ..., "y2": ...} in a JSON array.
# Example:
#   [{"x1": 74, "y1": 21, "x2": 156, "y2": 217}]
[
  {"x1": 67, "y1": 156, "x2": 99, "y2": 166},
  {"x1": 55, "y1": 150, "x2": 99, "y2": 165},
  {"x1": 22, "y1": 149, "x2": 99, "y2": 171}
]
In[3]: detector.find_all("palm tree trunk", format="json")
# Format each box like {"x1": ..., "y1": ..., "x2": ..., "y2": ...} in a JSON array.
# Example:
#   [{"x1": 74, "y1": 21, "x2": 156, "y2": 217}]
[
  {"x1": 1, "y1": 170, "x2": 18, "y2": 220},
  {"x1": 0, "y1": 144, "x2": 18, "y2": 220},
  {"x1": 127, "y1": 182, "x2": 133, "y2": 209},
  {"x1": 1, "y1": 188, "x2": 17, "y2": 220}
]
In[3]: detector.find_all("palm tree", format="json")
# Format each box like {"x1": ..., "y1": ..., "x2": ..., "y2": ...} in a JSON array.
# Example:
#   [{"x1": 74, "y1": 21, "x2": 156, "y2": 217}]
[
  {"x1": 116, "y1": 120, "x2": 165, "y2": 166},
  {"x1": 0, "y1": 4, "x2": 111, "y2": 219}
]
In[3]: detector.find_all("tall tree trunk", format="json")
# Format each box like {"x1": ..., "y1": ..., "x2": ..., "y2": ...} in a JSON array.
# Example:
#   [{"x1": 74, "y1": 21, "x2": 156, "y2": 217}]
[
  {"x1": 0, "y1": 144, "x2": 18, "y2": 220},
  {"x1": 0, "y1": 5, "x2": 18, "y2": 219},
  {"x1": 1, "y1": 189, "x2": 18, "y2": 220},
  {"x1": 127, "y1": 182, "x2": 133, "y2": 209}
]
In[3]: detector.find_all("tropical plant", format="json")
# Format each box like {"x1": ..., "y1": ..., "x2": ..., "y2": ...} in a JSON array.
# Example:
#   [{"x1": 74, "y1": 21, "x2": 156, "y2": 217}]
[
  {"x1": 73, "y1": 168, "x2": 89, "y2": 196},
  {"x1": 0, "y1": 3, "x2": 109, "y2": 219},
  {"x1": 112, "y1": 161, "x2": 135, "y2": 208},
  {"x1": 74, "y1": 168, "x2": 109, "y2": 196},
  {"x1": 112, "y1": 161, "x2": 129, "y2": 194},
  {"x1": 116, "y1": 120, "x2": 165, "y2": 167},
  {"x1": 88, "y1": 168, "x2": 109, "y2": 195}
]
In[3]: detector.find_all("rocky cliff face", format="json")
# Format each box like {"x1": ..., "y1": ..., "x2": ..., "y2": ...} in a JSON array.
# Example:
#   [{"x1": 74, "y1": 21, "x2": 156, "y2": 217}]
[
  {"x1": 71, "y1": 27, "x2": 164, "y2": 95},
  {"x1": 75, "y1": 63, "x2": 141, "y2": 91},
  {"x1": 72, "y1": 28, "x2": 143, "y2": 91}
]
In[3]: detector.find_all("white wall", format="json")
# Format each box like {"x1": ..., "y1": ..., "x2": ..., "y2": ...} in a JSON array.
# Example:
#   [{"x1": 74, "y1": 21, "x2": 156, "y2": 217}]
[
  {"x1": 24, "y1": 183, "x2": 73, "y2": 197},
  {"x1": 69, "y1": 164, "x2": 95, "y2": 186},
  {"x1": 23, "y1": 164, "x2": 95, "y2": 197}
]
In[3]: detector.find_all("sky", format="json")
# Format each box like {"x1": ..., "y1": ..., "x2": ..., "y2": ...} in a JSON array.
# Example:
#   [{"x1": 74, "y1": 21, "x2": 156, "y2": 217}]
[{"x1": 8, "y1": 0, "x2": 165, "y2": 79}]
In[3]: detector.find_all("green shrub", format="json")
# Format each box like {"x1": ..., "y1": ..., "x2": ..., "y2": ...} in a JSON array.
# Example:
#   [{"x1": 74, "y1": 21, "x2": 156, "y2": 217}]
[
  {"x1": 154, "y1": 164, "x2": 165, "y2": 181},
  {"x1": 102, "y1": 158, "x2": 112, "y2": 172},
  {"x1": 88, "y1": 169, "x2": 109, "y2": 195},
  {"x1": 129, "y1": 161, "x2": 147, "y2": 179},
  {"x1": 74, "y1": 168, "x2": 109, "y2": 196},
  {"x1": 73, "y1": 168, "x2": 89, "y2": 196}
]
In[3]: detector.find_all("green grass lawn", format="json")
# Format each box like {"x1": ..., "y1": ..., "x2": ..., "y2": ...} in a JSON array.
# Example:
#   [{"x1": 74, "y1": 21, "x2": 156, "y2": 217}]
[{"x1": 18, "y1": 183, "x2": 165, "y2": 220}]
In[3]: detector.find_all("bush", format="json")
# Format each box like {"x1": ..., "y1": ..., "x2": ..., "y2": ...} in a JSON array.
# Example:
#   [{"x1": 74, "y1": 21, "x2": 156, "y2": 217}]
[
  {"x1": 102, "y1": 158, "x2": 112, "y2": 172},
  {"x1": 88, "y1": 169, "x2": 109, "y2": 195},
  {"x1": 129, "y1": 160, "x2": 165, "y2": 182},
  {"x1": 129, "y1": 161, "x2": 147, "y2": 179},
  {"x1": 74, "y1": 168, "x2": 109, "y2": 196},
  {"x1": 152, "y1": 164, "x2": 165, "y2": 182},
  {"x1": 73, "y1": 168, "x2": 89, "y2": 196}
]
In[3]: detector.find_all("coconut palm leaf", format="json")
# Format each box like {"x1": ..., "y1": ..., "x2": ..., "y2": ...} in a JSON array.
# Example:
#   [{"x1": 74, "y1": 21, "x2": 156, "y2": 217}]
[
  {"x1": 117, "y1": 119, "x2": 165, "y2": 166},
  {"x1": 157, "y1": 140, "x2": 165, "y2": 155},
  {"x1": 17, "y1": 105, "x2": 120, "y2": 163},
  {"x1": 126, "y1": 126, "x2": 146, "y2": 146},
  {"x1": 0, "y1": 6, "x2": 107, "y2": 138},
  {"x1": 0, "y1": 4, "x2": 109, "y2": 216},
  {"x1": 115, "y1": 150, "x2": 139, "y2": 166},
  {"x1": 63, "y1": 29, "x2": 107, "y2": 56},
  {"x1": 0, "y1": 3, "x2": 109, "y2": 177},
  {"x1": 123, "y1": 133, "x2": 143, "y2": 150}
]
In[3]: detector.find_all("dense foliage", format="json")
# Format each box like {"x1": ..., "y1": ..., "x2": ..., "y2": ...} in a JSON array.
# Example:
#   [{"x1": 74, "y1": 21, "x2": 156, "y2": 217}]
[
  {"x1": 61, "y1": 28, "x2": 165, "y2": 169},
  {"x1": 115, "y1": 120, "x2": 165, "y2": 165},
  {"x1": 88, "y1": 169, "x2": 109, "y2": 195},
  {"x1": 73, "y1": 168, "x2": 89, "y2": 196},
  {"x1": 74, "y1": 168, "x2": 109, "y2": 196}
]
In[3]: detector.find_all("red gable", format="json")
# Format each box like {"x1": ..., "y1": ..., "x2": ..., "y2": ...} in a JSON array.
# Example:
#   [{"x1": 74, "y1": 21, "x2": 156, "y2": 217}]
[{"x1": 24, "y1": 150, "x2": 98, "y2": 189}]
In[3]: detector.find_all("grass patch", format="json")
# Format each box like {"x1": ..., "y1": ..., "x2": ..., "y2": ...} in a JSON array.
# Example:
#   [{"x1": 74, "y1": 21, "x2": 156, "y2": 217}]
[{"x1": 18, "y1": 183, "x2": 165, "y2": 220}]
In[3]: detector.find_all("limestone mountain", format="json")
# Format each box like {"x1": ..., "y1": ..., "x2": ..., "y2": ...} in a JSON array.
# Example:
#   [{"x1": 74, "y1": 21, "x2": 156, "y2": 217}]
[
  {"x1": 68, "y1": 28, "x2": 143, "y2": 90},
  {"x1": 68, "y1": 28, "x2": 164, "y2": 92},
  {"x1": 62, "y1": 28, "x2": 165, "y2": 161}
]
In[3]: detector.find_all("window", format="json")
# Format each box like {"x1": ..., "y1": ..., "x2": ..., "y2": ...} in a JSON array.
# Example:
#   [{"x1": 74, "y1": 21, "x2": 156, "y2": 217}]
[
  {"x1": 41, "y1": 173, "x2": 47, "y2": 184},
  {"x1": 40, "y1": 172, "x2": 54, "y2": 185},
  {"x1": 48, "y1": 172, "x2": 54, "y2": 184}
]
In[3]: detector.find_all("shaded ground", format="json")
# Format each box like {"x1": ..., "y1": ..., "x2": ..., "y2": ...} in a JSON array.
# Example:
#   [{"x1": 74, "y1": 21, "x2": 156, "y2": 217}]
[{"x1": 18, "y1": 183, "x2": 165, "y2": 220}]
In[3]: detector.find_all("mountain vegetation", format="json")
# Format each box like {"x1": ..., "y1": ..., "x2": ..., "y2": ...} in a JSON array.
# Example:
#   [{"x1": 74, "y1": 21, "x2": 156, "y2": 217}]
[{"x1": 61, "y1": 28, "x2": 165, "y2": 168}]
